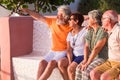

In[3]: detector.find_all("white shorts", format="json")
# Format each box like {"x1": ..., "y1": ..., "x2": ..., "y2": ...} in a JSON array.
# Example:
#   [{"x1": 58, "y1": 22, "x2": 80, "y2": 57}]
[{"x1": 44, "y1": 50, "x2": 67, "y2": 62}]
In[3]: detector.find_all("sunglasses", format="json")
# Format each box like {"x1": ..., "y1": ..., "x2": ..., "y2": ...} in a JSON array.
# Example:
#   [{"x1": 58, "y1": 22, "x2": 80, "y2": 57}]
[{"x1": 69, "y1": 18, "x2": 75, "y2": 21}]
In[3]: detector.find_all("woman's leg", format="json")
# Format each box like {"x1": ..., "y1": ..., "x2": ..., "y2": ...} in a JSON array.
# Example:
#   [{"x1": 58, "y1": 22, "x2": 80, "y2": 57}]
[{"x1": 68, "y1": 62, "x2": 78, "y2": 80}]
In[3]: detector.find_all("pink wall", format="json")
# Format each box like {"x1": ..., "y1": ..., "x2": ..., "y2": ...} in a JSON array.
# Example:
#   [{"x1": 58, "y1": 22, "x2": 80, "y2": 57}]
[
  {"x1": 118, "y1": 15, "x2": 120, "y2": 21},
  {"x1": 0, "y1": 17, "x2": 33, "y2": 80}
]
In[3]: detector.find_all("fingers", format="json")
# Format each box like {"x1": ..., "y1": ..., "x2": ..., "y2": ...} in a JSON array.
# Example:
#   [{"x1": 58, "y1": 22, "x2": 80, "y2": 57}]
[
  {"x1": 80, "y1": 63, "x2": 88, "y2": 71},
  {"x1": 86, "y1": 25, "x2": 91, "y2": 30},
  {"x1": 19, "y1": 7, "x2": 28, "y2": 13},
  {"x1": 77, "y1": 61, "x2": 88, "y2": 71},
  {"x1": 21, "y1": 8, "x2": 27, "y2": 12},
  {"x1": 77, "y1": 64, "x2": 82, "y2": 69}
]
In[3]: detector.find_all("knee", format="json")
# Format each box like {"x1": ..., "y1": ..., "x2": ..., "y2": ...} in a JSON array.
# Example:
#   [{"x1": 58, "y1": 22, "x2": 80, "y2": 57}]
[
  {"x1": 39, "y1": 60, "x2": 48, "y2": 67},
  {"x1": 48, "y1": 60, "x2": 57, "y2": 68},
  {"x1": 58, "y1": 58, "x2": 68, "y2": 69},
  {"x1": 100, "y1": 73, "x2": 107, "y2": 80},
  {"x1": 90, "y1": 69, "x2": 100, "y2": 80},
  {"x1": 57, "y1": 59, "x2": 63, "y2": 68},
  {"x1": 90, "y1": 69, "x2": 96, "y2": 78},
  {"x1": 67, "y1": 65, "x2": 75, "y2": 74},
  {"x1": 100, "y1": 73, "x2": 106, "y2": 80},
  {"x1": 100, "y1": 73, "x2": 112, "y2": 80},
  {"x1": 118, "y1": 74, "x2": 120, "y2": 80}
]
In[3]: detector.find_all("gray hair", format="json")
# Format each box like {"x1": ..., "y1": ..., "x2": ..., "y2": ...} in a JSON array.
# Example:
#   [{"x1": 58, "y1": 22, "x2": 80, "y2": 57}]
[
  {"x1": 88, "y1": 10, "x2": 102, "y2": 25},
  {"x1": 57, "y1": 5, "x2": 71, "y2": 20}
]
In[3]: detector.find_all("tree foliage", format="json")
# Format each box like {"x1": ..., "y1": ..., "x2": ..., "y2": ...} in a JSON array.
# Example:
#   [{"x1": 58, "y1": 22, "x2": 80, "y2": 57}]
[
  {"x1": 0, "y1": 0, "x2": 74, "y2": 15},
  {"x1": 77, "y1": 0, "x2": 120, "y2": 15}
]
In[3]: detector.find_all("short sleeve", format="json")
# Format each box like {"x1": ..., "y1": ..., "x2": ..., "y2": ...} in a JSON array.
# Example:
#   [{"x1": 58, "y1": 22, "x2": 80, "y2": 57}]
[
  {"x1": 97, "y1": 28, "x2": 108, "y2": 41},
  {"x1": 66, "y1": 32, "x2": 71, "y2": 42},
  {"x1": 85, "y1": 29, "x2": 93, "y2": 44},
  {"x1": 45, "y1": 17, "x2": 56, "y2": 28}
]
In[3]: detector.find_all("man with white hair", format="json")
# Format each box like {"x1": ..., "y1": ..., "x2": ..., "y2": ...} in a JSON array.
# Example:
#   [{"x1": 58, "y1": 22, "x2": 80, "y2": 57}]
[
  {"x1": 90, "y1": 10, "x2": 120, "y2": 80},
  {"x1": 21, "y1": 5, "x2": 72, "y2": 80}
]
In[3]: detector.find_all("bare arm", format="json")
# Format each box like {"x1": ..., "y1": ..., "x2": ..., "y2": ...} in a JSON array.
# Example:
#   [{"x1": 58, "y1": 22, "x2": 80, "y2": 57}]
[
  {"x1": 80, "y1": 37, "x2": 107, "y2": 71},
  {"x1": 67, "y1": 41, "x2": 73, "y2": 64},
  {"x1": 83, "y1": 43, "x2": 89, "y2": 63},
  {"x1": 86, "y1": 37, "x2": 107, "y2": 65},
  {"x1": 77, "y1": 42, "x2": 88, "y2": 69},
  {"x1": 21, "y1": 8, "x2": 46, "y2": 23}
]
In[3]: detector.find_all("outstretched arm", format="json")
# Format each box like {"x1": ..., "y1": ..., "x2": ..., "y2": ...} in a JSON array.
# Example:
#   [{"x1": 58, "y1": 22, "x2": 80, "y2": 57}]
[{"x1": 21, "y1": 8, "x2": 46, "y2": 23}]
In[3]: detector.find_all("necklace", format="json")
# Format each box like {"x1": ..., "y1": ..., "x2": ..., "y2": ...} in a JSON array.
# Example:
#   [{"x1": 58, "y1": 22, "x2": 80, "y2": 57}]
[
  {"x1": 72, "y1": 34, "x2": 78, "y2": 46},
  {"x1": 72, "y1": 27, "x2": 83, "y2": 46}
]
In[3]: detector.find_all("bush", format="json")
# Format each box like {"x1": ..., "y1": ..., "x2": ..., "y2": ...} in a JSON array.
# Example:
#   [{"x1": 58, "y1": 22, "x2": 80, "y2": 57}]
[{"x1": 77, "y1": 0, "x2": 120, "y2": 15}]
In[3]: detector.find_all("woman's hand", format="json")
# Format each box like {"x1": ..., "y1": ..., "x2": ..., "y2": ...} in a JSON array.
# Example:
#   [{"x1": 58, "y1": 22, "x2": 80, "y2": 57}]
[
  {"x1": 77, "y1": 59, "x2": 87, "y2": 69},
  {"x1": 80, "y1": 62, "x2": 89, "y2": 71}
]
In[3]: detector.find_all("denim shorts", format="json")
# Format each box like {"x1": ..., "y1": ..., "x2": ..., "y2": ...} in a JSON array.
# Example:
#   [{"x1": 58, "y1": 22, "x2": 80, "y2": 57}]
[{"x1": 73, "y1": 55, "x2": 84, "y2": 64}]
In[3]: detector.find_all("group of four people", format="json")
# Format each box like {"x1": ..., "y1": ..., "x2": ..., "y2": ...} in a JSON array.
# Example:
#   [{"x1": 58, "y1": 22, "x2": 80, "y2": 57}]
[{"x1": 21, "y1": 5, "x2": 120, "y2": 80}]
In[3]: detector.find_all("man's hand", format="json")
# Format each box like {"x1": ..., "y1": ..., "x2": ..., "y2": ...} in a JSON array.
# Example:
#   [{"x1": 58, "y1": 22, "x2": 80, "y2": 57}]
[{"x1": 20, "y1": 8, "x2": 28, "y2": 13}]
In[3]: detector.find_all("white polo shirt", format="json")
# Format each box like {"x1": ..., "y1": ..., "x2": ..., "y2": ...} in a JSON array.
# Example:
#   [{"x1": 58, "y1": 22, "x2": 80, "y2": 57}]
[{"x1": 108, "y1": 23, "x2": 120, "y2": 61}]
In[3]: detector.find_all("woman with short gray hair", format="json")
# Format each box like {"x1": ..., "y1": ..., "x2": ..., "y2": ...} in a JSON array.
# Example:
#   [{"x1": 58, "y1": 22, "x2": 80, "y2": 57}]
[
  {"x1": 88, "y1": 10, "x2": 102, "y2": 26},
  {"x1": 75, "y1": 10, "x2": 108, "y2": 80}
]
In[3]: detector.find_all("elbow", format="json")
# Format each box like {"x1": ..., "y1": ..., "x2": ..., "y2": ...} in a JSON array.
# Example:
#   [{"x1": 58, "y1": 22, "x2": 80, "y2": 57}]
[{"x1": 93, "y1": 47, "x2": 102, "y2": 55}]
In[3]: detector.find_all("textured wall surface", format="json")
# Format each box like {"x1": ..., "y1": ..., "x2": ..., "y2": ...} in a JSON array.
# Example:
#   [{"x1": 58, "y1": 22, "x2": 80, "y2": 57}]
[{"x1": 12, "y1": 20, "x2": 63, "y2": 80}]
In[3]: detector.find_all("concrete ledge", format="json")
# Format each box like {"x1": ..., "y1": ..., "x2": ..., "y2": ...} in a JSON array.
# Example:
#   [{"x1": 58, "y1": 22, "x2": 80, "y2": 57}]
[
  {"x1": 12, "y1": 20, "x2": 63, "y2": 80},
  {"x1": 12, "y1": 51, "x2": 63, "y2": 80},
  {"x1": 0, "y1": 16, "x2": 33, "y2": 80}
]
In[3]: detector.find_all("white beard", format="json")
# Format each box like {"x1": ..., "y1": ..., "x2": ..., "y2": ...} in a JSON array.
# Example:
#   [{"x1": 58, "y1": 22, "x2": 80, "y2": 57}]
[{"x1": 56, "y1": 19, "x2": 66, "y2": 25}]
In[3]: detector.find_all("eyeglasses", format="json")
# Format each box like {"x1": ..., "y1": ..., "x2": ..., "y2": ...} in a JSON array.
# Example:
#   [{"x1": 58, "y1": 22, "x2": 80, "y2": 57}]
[{"x1": 101, "y1": 17, "x2": 110, "y2": 21}]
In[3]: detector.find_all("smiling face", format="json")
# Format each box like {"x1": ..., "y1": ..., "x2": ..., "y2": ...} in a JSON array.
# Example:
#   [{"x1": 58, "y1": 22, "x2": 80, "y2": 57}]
[
  {"x1": 101, "y1": 13, "x2": 111, "y2": 30},
  {"x1": 69, "y1": 15, "x2": 76, "y2": 28},
  {"x1": 68, "y1": 13, "x2": 84, "y2": 29},
  {"x1": 56, "y1": 11, "x2": 66, "y2": 25}
]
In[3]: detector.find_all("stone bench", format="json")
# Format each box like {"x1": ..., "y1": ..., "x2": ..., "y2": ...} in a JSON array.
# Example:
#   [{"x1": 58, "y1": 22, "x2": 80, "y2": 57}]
[
  {"x1": 12, "y1": 20, "x2": 63, "y2": 80},
  {"x1": 0, "y1": 17, "x2": 63, "y2": 80}
]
